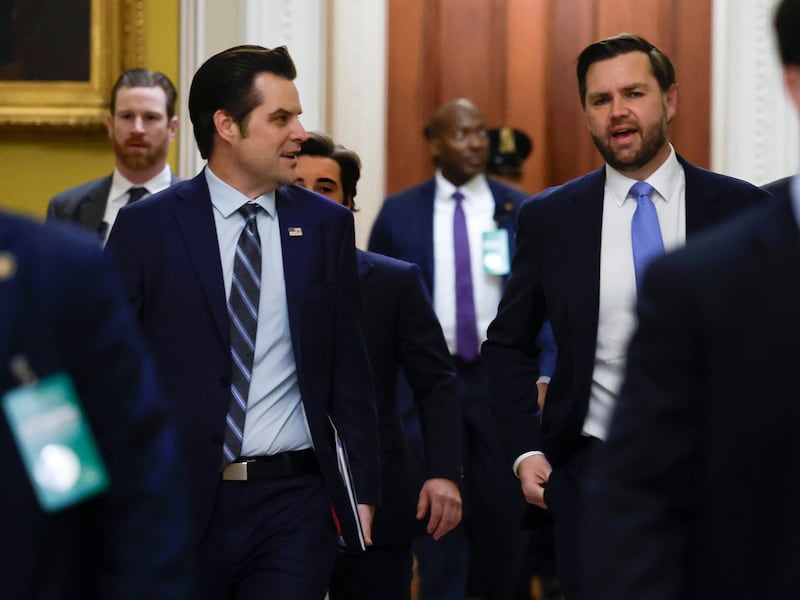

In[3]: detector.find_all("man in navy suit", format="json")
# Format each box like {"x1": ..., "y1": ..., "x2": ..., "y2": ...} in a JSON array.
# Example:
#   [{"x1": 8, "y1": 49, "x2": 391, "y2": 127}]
[
  {"x1": 296, "y1": 131, "x2": 463, "y2": 600},
  {"x1": 106, "y1": 46, "x2": 378, "y2": 599},
  {"x1": 483, "y1": 34, "x2": 770, "y2": 599},
  {"x1": 47, "y1": 68, "x2": 180, "y2": 241},
  {"x1": 0, "y1": 212, "x2": 191, "y2": 599},
  {"x1": 370, "y1": 99, "x2": 534, "y2": 600},
  {"x1": 584, "y1": 3, "x2": 800, "y2": 597}
]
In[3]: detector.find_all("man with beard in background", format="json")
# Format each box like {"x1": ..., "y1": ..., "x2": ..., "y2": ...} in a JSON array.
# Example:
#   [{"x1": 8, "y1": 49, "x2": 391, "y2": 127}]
[{"x1": 47, "y1": 68, "x2": 180, "y2": 242}]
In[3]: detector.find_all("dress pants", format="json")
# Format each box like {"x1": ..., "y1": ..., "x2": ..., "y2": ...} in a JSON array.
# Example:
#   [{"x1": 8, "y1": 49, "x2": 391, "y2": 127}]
[
  {"x1": 541, "y1": 436, "x2": 601, "y2": 600},
  {"x1": 413, "y1": 358, "x2": 529, "y2": 600},
  {"x1": 194, "y1": 473, "x2": 337, "y2": 600},
  {"x1": 328, "y1": 543, "x2": 414, "y2": 600}
]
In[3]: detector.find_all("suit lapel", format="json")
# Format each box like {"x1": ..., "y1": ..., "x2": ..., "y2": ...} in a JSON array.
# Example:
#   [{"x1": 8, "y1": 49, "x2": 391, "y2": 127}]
[
  {"x1": 76, "y1": 176, "x2": 112, "y2": 233},
  {"x1": 564, "y1": 169, "x2": 605, "y2": 346},
  {"x1": 171, "y1": 173, "x2": 229, "y2": 346},
  {"x1": 276, "y1": 188, "x2": 314, "y2": 363},
  {"x1": 680, "y1": 156, "x2": 727, "y2": 235}
]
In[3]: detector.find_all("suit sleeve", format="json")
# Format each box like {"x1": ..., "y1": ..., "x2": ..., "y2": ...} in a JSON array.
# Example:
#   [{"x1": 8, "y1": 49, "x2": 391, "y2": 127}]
[
  {"x1": 330, "y1": 213, "x2": 380, "y2": 504},
  {"x1": 584, "y1": 257, "x2": 701, "y2": 600},
  {"x1": 483, "y1": 199, "x2": 549, "y2": 461},
  {"x1": 367, "y1": 202, "x2": 394, "y2": 256},
  {"x1": 55, "y1": 238, "x2": 192, "y2": 599},
  {"x1": 396, "y1": 263, "x2": 461, "y2": 482}
]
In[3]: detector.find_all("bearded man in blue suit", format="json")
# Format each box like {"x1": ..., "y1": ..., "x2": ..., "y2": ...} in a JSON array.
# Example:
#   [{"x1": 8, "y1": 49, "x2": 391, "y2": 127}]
[
  {"x1": 483, "y1": 34, "x2": 770, "y2": 599},
  {"x1": 107, "y1": 45, "x2": 378, "y2": 600}
]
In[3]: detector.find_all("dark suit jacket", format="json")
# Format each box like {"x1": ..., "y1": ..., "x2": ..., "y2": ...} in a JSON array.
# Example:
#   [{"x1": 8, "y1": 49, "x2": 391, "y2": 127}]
[
  {"x1": 368, "y1": 176, "x2": 526, "y2": 294},
  {"x1": 585, "y1": 192, "x2": 800, "y2": 599},
  {"x1": 484, "y1": 155, "x2": 770, "y2": 473},
  {"x1": 356, "y1": 249, "x2": 459, "y2": 545},
  {"x1": 46, "y1": 172, "x2": 182, "y2": 235},
  {"x1": 762, "y1": 174, "x2": 792, "y2": 197},
  {"x1": 105, "y1": 173, "x2": 379, "y2": 549},
  {"x1": 0, "y1": 214, "x2": 191, "y2": 599}
]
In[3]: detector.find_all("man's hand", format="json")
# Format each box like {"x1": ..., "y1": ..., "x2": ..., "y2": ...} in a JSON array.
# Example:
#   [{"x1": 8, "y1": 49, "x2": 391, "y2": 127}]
[
  {"x1": 416, "y1": 478, "x2": 462, "y2": 540},
  {"x1": 357, "y1": 503, "x2": 375, "y2": 547},
  {"x1": 518, "y1": 454, "x2": 552, "y2": 509}
]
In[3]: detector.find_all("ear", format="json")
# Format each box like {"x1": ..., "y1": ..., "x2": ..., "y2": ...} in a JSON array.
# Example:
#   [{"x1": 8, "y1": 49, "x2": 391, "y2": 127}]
[
  {"x1": 213, "y1": 109, "x2": 240, "y2": 145},
  {"x1": 167, "y1": 116, "x2": 179, "y2": 142},
  {"x1": 664, "y1": 83, "x2": 678, "y2": 123},
  {"x1": 428, "y1": 137, "x2": 442, "y2": 161},
  {"x1": 106, "y1": 113, "x2": 114, "y2": 139},
  {"x1": 784, "y1": 65, "x2": 800, "y2": 113}
]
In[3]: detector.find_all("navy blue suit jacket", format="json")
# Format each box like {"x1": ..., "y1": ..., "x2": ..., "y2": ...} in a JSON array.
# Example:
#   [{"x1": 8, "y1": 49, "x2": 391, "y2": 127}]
[
  {"x1": 368, "y1": 177, "x2": 526, "y2": 294},
  {"x1": 356, "y1": 250, "x2": 459, "y2": 545},
  {"x1": 585, "y1": 192, "x2": 800, "y2": 599},
  {"x1": 106, "y1": 173, "x2": 379, "y2": 549},
  {"x1": 484, "y1": 155, "x2": 771, "y2": 472},
  {"x1": 0, "y1": 214, "x2": 191, "y2": 599}
]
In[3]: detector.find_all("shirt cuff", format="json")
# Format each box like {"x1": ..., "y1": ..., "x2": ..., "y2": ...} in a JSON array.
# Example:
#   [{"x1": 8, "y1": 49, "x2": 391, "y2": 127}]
[
  {"x1": 536, "y1": 375, "x2": 551, "y2": 384},
  {"x1": 513, "y1": 450, "x2": 544, "y2": 478}
]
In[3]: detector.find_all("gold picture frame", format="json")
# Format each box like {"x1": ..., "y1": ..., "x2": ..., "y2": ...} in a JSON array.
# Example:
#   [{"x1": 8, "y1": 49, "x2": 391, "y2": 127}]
[{"x1": 0, "y1": 0, "x2": 145, "y2": 132}]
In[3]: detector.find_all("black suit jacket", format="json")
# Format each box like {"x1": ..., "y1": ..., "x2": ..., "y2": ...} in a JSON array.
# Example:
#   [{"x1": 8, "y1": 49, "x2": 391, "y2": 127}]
[
  {"x1": 357, "y1": 249, "x2": 459, "y2": 545},
  {"x1": 585, "y1": 191, "x2": 800, "y2": 599},
  {"x1": 106, "y1": 173, "x2": 379, "y2": 549},
  {"x1": 46, "y1": 172, "x2": 182, "y2": 235},
  {"x1": 484, "y1": 155, "x2": 770, "y2": 472},
  {"x1": 0, "y1": 214, "x2": 191, "y2": 599}
]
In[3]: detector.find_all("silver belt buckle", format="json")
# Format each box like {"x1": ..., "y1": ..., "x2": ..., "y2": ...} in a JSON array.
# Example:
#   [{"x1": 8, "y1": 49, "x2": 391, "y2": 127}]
[{"x1": 222, "y1": 460, "x2": 250, "y2": 481}]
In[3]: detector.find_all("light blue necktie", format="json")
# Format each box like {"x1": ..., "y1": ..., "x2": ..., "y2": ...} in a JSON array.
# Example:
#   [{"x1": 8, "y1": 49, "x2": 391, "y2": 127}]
[
  {"x1": 222, "y1": 203, "x2": 262, "y2": 466},
  {"x1": 630, "y1": 181, "x2": 664, "y2": 292}
]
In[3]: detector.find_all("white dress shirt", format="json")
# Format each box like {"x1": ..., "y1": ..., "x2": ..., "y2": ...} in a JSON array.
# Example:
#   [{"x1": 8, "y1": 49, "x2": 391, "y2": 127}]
[
  {"x1": 103, "y1": 164, "x2": 173, "y2": 242},
  {"x1": 206, "y1": 167, "x2": 312, "y2": 456},
  {"x1": 432, "y1": 170, "x2": 504, "y2": 355},
  {"x1": 583, "y1": 146, "x2": 686, "y2": 440}
]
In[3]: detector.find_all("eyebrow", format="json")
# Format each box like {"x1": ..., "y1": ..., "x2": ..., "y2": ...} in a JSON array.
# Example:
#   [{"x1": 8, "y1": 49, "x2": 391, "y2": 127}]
[{"x1": 315, "y1": 177, "x2": 338, "y2": 186}]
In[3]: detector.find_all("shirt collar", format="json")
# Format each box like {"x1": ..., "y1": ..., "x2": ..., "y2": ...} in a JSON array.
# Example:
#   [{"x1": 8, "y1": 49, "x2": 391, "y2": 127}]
[
  {"x1": 605, "y1": 144, "x2": 681, "y2": 207},
  {"x1": 205, "y1": 166, "x2": 276, "y2": 219},
  {"x1": 434, "y1": 169, "x2": 489, "y2": 200},
  {"x1": 109, "y1": 164, "x2": 172, "y2": 200}
]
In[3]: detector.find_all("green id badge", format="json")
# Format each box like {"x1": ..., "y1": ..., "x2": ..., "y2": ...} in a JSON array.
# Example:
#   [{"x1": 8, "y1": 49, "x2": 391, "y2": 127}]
[
  {"x1": 482, "y1": 229, "x2": 510, "y2": 275},
  {"x1": 2, "y1": 372, "x2": 109, "y2": 512}
]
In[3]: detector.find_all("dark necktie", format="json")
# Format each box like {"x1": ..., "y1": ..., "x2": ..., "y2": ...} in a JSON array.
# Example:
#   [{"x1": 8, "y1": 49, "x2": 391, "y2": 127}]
[
  {"x1": 222, "y1": 203, "x2": 262, "y2": 465},
  {"x1": 453, "y1": 191, "x2": 479, "y2": 362},
  {"x1": 127, "y1": 186, "x2": 148, "y2": 204},
  {"x1": 630, "y1": 181, "x2": 664, "y2": 292}
]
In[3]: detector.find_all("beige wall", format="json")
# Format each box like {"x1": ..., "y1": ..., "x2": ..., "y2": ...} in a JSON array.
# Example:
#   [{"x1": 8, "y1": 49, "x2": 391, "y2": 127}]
[{"x1": 0, "y1": 0, "x2": 180, "y2": 219}]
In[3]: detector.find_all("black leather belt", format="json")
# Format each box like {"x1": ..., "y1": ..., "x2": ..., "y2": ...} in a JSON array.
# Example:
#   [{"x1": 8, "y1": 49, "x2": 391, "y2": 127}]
[{"x1": 221, "y1": 449, "x2": 319, "y2": 481}]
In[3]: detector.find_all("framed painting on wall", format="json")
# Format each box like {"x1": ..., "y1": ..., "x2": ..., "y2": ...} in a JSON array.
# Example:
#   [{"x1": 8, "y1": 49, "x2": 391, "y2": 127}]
[{"x1": 0, "y1": 0, "x2": 144, "y2": 132}]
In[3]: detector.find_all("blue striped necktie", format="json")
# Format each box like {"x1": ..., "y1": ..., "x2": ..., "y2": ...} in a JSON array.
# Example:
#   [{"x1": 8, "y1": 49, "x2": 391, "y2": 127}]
[
  {"x1": 630, "y1": 181, "x2": 665, "y2": 292},
  {"x1": 222, "y1": 203, "x2": 262, "y2": 465}
]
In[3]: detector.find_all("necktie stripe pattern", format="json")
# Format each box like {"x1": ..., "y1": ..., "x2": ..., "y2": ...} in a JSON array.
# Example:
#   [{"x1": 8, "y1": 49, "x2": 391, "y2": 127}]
[
  {"x1": 127, "y1": 186, "x2": 148, "y2": 204},
  {"x1": 630, "y1": 181, "x2": 665, "y2": 292},
  {"x1": 453, "y1": 191, "x2": 480, "y2": 362},
  {"x1": 223, "y1": 203, "x2": 262, "y2": 465}
]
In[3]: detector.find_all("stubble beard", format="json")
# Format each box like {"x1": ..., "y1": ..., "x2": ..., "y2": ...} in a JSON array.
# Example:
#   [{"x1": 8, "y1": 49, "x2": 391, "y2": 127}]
[{"x1": 592, "y1": 113, "x2": 669, "y2": 175}]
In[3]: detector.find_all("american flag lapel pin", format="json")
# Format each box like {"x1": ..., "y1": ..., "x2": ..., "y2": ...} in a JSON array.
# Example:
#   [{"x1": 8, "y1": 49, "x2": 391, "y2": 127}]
[{"x1": 288, "y1": 227, "x2": 303, "y2": 237}]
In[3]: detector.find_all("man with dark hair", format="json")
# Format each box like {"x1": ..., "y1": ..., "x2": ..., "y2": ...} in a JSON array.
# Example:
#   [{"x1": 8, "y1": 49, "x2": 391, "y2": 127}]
[
  {"x1": 47, "y1": 68, "x2": 180, "y2": 241},
  {"x1": 106, "y1": 46, "x2": 378, "y2": 599},
  {"x1": 297, "y1": 132, "x2": 462, "y2": 600},
  {"x1": 369, "y1": 98, "x2": 538, "y2": 600},
  {"x1": 585, "y1": 3, "x2": 800, "y2": 598},
  {"x1": 483, "y1": 33, "x2": 770, "y2": 599}
]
